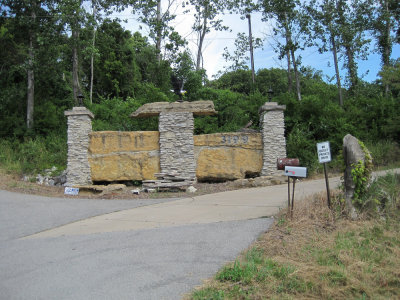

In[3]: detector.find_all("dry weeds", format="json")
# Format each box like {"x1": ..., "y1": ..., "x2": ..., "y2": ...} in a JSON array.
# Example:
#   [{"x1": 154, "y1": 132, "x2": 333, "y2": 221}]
[{"x1": 190, "y1": 191, "x2": 400, "y2": 300}]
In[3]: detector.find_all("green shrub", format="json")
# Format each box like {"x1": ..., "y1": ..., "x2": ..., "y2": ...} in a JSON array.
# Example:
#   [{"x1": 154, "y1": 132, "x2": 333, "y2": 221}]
[
  {"x1": 89, "y1": 96, "x2": 160, "y2": 131},
  {"x1": 366, "y1": 140, "x2": 400, "y2": 167},
  {"x1": 362, "y1": 173, "x2": 400, "y2": 214},
  {"x1": 0, "y1": 134, "x2": 67, "y2": 175}
]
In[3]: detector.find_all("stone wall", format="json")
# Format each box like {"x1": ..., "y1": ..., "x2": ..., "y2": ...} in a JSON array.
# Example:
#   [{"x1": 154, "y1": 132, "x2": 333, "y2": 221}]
[
  {"x1": 88, "y1": 131, "x2": 263, "y2": 182},
  {"x1": 88, "y1": 131, "x2": 160, "y2": 182},
  {"x1": 194, "y1": 133, "x2": 263, "y2": 181},
  {"x1": 66, "y1": 101, "x2": 287, "y2": 185}
]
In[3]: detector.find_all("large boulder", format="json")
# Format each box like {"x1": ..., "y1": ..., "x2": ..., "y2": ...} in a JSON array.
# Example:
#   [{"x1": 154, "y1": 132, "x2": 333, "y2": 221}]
[{"x1": 343, "y1": 134, "x2": 372, "y2": 218}]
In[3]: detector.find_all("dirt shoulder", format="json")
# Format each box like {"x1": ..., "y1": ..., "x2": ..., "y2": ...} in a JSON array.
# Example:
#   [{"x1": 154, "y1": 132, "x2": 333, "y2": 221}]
[{"x1": 0, "y1": 169, "x2": 339, "y2": 200}]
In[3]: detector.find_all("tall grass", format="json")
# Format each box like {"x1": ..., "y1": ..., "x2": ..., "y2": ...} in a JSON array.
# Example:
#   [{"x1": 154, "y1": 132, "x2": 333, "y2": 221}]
[
  {"x1": 366, "y1": 140, "x2": 400, "y2": 168},
  {"x1": 0, "y1": 134, "x2": 67, "y2": 175}
]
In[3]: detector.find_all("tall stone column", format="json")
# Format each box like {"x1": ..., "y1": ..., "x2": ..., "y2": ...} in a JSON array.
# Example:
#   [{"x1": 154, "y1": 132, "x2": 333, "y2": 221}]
[
  {"x1": 259, "y1": 102, "x2": 287, "y2": 176},
  {"x1": 131, "y1": 101, "x2": 217, "y2": 182},
  {"x1": 159, "y1": 112, "x2": 196, "y2": 181},
  {"x1": 64, "y1": 107, "x2": 94, "y2": 186}
]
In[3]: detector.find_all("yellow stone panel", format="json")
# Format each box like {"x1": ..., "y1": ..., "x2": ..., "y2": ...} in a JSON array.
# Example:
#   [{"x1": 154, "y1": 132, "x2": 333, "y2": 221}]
[
  {"x1": 196, "y1": 147, "x2": 262, "y2": 181},
  {"x1": 89, "y1": 152, "x2": 160, "y2": 182},
  {"x1": 194, "y1": 133, "x2": 262, "y2": 150},
  {"x1": 89, "y1": 131, "x2": 159, "y2": 155}
]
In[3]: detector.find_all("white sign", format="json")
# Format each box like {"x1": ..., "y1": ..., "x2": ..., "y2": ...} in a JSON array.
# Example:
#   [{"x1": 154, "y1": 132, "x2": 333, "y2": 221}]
[
  {"x1": 317, "y1": 141, "x2": 331, "y2": 163},
  {"x1": 64, "y1": 187, "x2": 79, "y2": 195}
]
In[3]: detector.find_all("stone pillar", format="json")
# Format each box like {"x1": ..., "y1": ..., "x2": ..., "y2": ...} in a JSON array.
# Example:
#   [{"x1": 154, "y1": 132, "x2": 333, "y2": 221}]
[
  {"x1": 259, "y1": 102, "x2": 287, "y2": 176},
  {"x1": 158, "y1": 112, "x2": 196, "y2": 181},
  {"x1": 64, "y1": 107, "x2": 94, "y2": 186}
]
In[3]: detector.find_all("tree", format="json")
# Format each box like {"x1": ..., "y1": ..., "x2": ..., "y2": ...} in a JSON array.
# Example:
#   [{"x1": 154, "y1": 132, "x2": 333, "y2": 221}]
[
  {"x1": 371, "y1": 0, "x2": 400, "y2": 95},
  {"x1": 335, "y1": 0, "x2": 371, "y2": 94},
  {"x1": 261, "y1": 0, "x2": 308, "y2": 101},
  {"x1": 82, "y1": 19, "x2": 139, "y2": 100},
  {"x1": 306, "y1": 0, "x2": 344, "y2": 106},
  {"x1": 55, "y1": 0, "x2": 132, "y2": 104},
  {"x1": 221, "y1": 32, "x2": 262, "y2": 72},
  {"x1": 183, "y1": 0, "x2": 229, "y2": 70},
  {"x1": 378, "y1": 58, "x2": 400, "y2": 97},
  {"x1": 1, "y1": 0, "x2": 61, "y2": 129},
  {"x1": 132, "y1": 0, "x2": 186, "y2": 62}
]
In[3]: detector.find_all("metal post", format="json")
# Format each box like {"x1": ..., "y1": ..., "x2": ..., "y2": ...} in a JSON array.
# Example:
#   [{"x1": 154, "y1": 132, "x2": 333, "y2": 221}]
[
  {"x1": 287, "y1": 176, "x2": 291, "y2": 210},
  {"x1": 291, "y1": 178, "x2": 296, "y2": 218},
  {"x1": 323, "y1": 163, "x2": 331, "y2": 208}
]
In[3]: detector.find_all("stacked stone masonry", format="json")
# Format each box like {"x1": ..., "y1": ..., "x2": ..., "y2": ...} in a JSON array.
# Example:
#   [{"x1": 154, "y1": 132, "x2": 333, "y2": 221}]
[
  {"x1": 259, "y1": 102, "x2": 287, "y2": 176},
  {"x1": 64, "y1": 107, "x2": 94, "y2": 186},
  {"x1": 159, "y1": 112, "x2": 196, "y2": 181},
  {"x1": 65, "y1": 101, "x2": 287, "y2": 185}
]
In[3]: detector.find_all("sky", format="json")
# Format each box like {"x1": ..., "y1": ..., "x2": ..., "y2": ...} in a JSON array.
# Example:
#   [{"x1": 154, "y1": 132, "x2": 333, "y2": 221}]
[{"x1": 110, "y1": 2, "x2": 399, "y2": 85}]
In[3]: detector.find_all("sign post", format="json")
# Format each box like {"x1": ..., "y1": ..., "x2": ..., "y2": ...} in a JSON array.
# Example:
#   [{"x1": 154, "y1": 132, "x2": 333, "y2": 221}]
[
  {"x1": 317, "y1": 141, "x2": 331, "y2": 208},
  {"x1": 284, "y1": 166, "x2": 308, "y2": 218}
]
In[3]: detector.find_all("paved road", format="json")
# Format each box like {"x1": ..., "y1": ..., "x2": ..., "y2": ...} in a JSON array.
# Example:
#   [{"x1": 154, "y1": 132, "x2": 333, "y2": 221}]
[
  {"x1": 1, "y1": 169, "x2": 398, "y2": 299},
  {"x1": 0, "y1": 191, "x2": 273, "y2": 300}
]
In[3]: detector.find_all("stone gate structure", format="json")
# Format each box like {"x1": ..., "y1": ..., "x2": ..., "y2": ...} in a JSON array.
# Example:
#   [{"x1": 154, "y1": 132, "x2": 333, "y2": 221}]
[{"x1": 64, "y1": 101, "x2": 286, "y2": 186}]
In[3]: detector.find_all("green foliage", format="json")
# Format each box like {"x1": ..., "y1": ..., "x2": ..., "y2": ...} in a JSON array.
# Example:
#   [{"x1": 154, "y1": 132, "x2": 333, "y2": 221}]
[
  {"x1": 351, "y1": 141, "x2": 373, "y2": 208},
  {"x1": 84, "y1": 19, "x2": 140, "y2": 100},
  {"x1": 193, "y1": 88, "x2": 268, "y2": 134},
  {"x1": 362, "y1": 173, "x2": 400, "y2": 214},
  {"x1": 216, "y1": 261, "x2": 257, "y2": 284},
  {"x1": 279, "y1": 94, "x2": 351, "y2": 171},
  {"x1": 0, "y1": 135, "x2": 67, "y2": 175},
  {"x1": 366, "y1": 140, "x2": 400, "y2": 168},
  {"x1": 379, "y1": 59, "x2": 400, "y2": 97},
  {"x1": 210, "y1": 69, "x2": 253, "y2": 94},
  {"x1": 89, "y1": 96, "x2": 162, "y2": 131},
  {"x1": 192, "y1": 288, "x2": 225, "y2": 300}
]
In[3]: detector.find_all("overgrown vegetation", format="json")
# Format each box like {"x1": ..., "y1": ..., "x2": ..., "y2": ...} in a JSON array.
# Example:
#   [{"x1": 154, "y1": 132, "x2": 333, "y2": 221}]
[
  {"x1": 189, "y1": 173, "x2": 400, "y2": 299},
  {"x1": 1, "y1": 2, "x2": 399, "y2": 176},
  {"x1": 0, "y1": 135, "x2": 67, "y2": 175}
]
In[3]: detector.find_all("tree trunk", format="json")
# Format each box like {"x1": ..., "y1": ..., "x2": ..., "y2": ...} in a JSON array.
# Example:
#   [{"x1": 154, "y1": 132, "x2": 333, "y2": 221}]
[
  {"x1": 156, "y1": 0, "x2": 162, "y2": 62},
  {"x1": 291, "y1": 48, "x2": 301, "y2": 101},
  {"x1": 27, "y1": 23, "x2": 35, "y2": 129},
  {"x1": 286, "y1": 49, "x2": 292, "y2": 93},
  {"x1": 196, "y1": 4, "x2": 208, "y2": 71},
  {"x1": 72, "y1": 29, "x2": 81, "y2": 105},
  {"x1": 90, "y1": 3, "x2": 96, "y2": 104},
  {"x1": 284, "y1": 12, "x2": 295, "y2": 96},
  {"x1": 383, "y1": 0, "x2": 391, "y2": 96},
  {"x1": 331, "y1": 33, "x2": 343, "y2": 106},
  {"x1": 345, "y1": 44, "x2": 358, "y2": 94},
  {"x1": 246, "y1": 14, "x2": 255, "y2": 85}
]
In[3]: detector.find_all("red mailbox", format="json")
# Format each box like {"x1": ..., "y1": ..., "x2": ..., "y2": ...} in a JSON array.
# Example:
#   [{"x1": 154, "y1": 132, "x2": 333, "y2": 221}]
[{"x1": 277, "y1": 158, "x2": 300, "y2": 170}]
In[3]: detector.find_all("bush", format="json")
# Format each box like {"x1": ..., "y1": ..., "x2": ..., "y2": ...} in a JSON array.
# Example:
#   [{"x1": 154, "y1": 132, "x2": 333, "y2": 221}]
[
  {"x1": 0, "y1": 134, "x2": 67, "y2": 175},
  {"x1": 89, "y1": 96, "x2": 161, "y2": 131},
  {"x1": 361, "y1": 173, "x2": 400, "y2": 214},
  {"x1": 366, "y1": 140, "x2": 400, "y2": 168}
]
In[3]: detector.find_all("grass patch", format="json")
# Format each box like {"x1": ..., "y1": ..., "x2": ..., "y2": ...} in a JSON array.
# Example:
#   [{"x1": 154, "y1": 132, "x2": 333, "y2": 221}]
[
  {"x1": 366, "y1": 140, "x2": 400, "y2": 169},
  {"x1": 187, "y1": 174, "x2": 400, "y2": 299},
  {"x1": 0, "y1": 134, "x2": 67, "y2": 175}
]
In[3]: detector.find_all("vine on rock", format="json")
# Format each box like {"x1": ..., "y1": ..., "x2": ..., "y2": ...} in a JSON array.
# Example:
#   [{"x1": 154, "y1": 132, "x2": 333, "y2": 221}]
[{"x1": 351, "y1": 141, "x2": 373, "y2": 208}]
